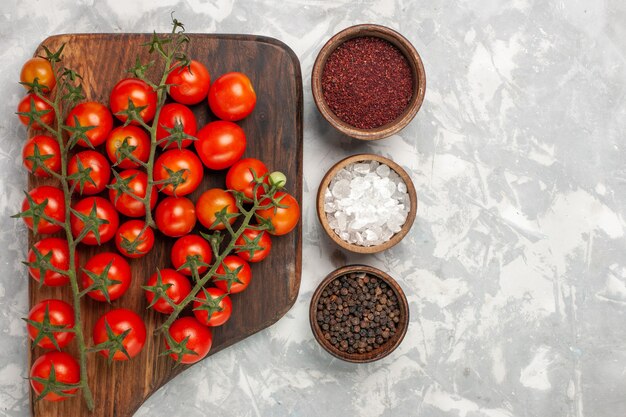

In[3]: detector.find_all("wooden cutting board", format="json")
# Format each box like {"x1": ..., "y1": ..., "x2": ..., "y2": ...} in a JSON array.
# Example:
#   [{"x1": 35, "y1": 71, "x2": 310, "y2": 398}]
[{"x1": 27, "y1": 33, "x2": 302, "y2": 417}]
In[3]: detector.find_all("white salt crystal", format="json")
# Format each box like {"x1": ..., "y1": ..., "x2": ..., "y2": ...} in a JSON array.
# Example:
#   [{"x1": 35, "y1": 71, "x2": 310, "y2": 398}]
[
  {"x1": 335, "y1": 169, "x2": 352, "y2": 181},
  {"x1": 331, "y1": 179, "x2": 350, "y2": 199},
  {"x1": 324, "y1": 160, "x2": 411, "y2": 247},
  {"x1": 353, "y1": 163, "x2": 371, "y2": 175},
  {"x1": 335, "y1": 212, "x2": 347, "y2": 230},
  {"x1": 365, "y1": 229, "x2": 378, "y2": 241},
  {"x1": 376, "y1": 164, "x2": 390, "y2": 177},
  {"x1": 381, "y1": 228, "x2": 394, "y2": 241},
  {"x1": 349, "y1": 217, "x2": 368, "y2": 230}
]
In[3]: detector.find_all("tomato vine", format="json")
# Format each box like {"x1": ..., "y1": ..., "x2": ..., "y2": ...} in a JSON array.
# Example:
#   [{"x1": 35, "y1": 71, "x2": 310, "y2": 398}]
[
  {"x1": 15, "y1": 14, "x2": 297, "y2": 409},
  {"x1": 15, "y1": 44, "x2": 96, "y2": 408}
]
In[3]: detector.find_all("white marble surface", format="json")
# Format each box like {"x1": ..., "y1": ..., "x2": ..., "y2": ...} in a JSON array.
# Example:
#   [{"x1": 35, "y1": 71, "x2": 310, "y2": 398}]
[{"x1": 1, "y1": 1, "x2": 626, "y2": 416}]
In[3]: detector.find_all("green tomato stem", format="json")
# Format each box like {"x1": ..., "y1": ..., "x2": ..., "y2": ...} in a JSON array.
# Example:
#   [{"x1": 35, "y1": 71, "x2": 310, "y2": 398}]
[{"x1": 36, "y1": 61, "x2": 95, "y2": 410}]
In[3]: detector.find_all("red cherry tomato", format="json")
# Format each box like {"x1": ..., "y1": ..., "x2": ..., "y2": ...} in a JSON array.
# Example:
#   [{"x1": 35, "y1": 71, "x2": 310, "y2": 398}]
[
  {"x1": 27, "y1": 238, "x2": 76, "y2": 286},
  {"x1": 67, "y1": 150, "x2": 111, "y2": 195},
  {"x1": 166, "y1": 60, "x2": 211, "y2": 105},
  {"x1": 17, "y1": 93, "x2": 55, "y2": 129},
  {"x1": 65, "y1": 101, "x2": 113, "y2": 147},
  {"x1": 193, "y1": 287, "x2": 232, "y2": 327},
  {"x1": 105, "y1": 125, "x2": 150, "y2": 169},
  {"x1": 20, "y1": 57, "x2": 56, "y2": 91},
  {"x1": 195, "y1": 121, "x2": 246, "y2": 170},
  {"x1": 196, "y1": 188, "x2": 238, "y2": 231},
  {"x1": 81, "y1": 252, "x2": 132, "y2": 302},
  {"x1": 156, "y1": 103, "x2": 197, "y2": 149},
  {"x1": 93, "y1": 309, "x2": 146, "y2": 361},
  {"x1": 115, "y1": 220, "x2": 155, "y2": 259},
  {"x1": 213, "y1": 255, "x2": 251, "y2": 294},
  {"x1": 144, "y1": 269, "x2": 192, "y2": 314},
  {"x1": 154, "y1": 196, "x2": 196, "y2": 237},
  {"x1": 70, "y1": 197, "x2": 119, "y2": 245},
  {"x1": 110, "y1": 78, "x2": 157, "y2": 125},
  {"x1": 257, "y1": 192, "x2": 300, "y2": 236},
  {"x1": 108, "y1": 169, "x2": 157, "y2": 218},
  {"x1": 30, "y1": 352, "x2": 79, "y2": 401},
  {"x1": 171, "y1": 234, "x2": 212, "y2": 276},
  {"x1": 27, "y1": 299, "x2": 75, "y2": 350},
  {"x1": 165, "y1": 317, "x2": 212, "y2": 364},
  {"x1": 21, "y1": 186, "x2": 65, "y2": 234},
  {"x1": 225, "y1": 158, "x2": 269, "y2": 199},
  {"x1": 22, "y1": 135, "x2": 61, "y2": 177},
  {"x1": 153, "y1": 149, "x2": 204, "y2": 196},
  {"x1": 208, "y1": 72, "x2": 256, "y2": 121},
  {"x1": 235, "y1": 228, "x2": 272, "y2": 262}
]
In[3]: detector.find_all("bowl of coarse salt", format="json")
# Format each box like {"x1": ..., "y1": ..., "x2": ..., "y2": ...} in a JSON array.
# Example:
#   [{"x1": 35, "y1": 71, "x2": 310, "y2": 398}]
[{"x1": 316, "y1": 154, "x2": 417, "y2": 253}]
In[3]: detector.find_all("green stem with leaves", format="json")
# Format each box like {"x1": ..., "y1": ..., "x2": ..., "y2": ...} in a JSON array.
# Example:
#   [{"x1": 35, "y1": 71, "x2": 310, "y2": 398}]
[
  {"x1": 112, "y1": 20, "x2": 192, "y2": 238},
  {"x1": 20, "y1": 49, "x2": 96, "y2": 409},
  {"x1": 121, "y1": 18, "x2": 287, "y2": 360},
  {"x1": 160, "y1": 203, "x2": 255, "y2": 331}
]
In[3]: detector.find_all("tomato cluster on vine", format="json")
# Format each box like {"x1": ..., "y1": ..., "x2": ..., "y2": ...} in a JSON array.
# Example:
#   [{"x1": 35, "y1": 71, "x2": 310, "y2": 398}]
[{"x1": 17, "y1": 35, "x2": 300, "y2": 404}]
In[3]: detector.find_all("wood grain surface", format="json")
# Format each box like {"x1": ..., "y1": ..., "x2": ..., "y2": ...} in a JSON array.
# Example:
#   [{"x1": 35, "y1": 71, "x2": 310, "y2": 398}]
[{"x1": 27, "y1": 33, "x2": 302, "y2": 417}]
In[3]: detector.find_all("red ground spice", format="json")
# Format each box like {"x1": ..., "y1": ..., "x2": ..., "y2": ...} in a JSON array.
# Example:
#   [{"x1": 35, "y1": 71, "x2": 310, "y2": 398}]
[{"x1": 321, "y1": 36, "x2": 414, "y2": 130}]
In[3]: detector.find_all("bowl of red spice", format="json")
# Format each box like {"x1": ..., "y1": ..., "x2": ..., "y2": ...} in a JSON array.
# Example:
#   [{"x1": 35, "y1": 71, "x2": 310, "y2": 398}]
[
  {"x1": 312, "y1": 24, "x2": 426, "y2": 140},
  {"x1": 310, "y1": 265, "x2": 409, "y2": 363}
]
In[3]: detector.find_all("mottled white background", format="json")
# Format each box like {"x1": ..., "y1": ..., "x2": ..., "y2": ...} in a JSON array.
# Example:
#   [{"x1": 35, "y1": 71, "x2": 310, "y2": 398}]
[{"x1": 1, "y1": 0, "x2": 625, "y2": 416}]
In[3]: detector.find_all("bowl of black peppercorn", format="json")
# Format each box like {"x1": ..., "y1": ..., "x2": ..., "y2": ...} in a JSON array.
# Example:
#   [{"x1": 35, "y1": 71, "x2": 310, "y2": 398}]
[{"x1": 309, "y1": 265, "x2": 409, "y2": 363}]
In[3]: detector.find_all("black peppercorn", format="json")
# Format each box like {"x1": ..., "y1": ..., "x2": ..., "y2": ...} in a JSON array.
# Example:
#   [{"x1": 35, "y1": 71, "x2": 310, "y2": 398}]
[{"x1": 316, "y1": 272, "x2": 402, "y2": 355}]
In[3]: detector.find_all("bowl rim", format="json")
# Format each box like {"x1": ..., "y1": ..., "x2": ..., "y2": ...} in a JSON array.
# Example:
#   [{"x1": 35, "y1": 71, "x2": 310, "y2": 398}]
[
  {"x1": 311, "y1": 23, "x2": 426, "y2": 141},
  {"x1": 316, "y1": 153, "x2": 417, "y2": 254},
  {"x1": 309, "y1": 264, "x2": 410, "y2": 363}
]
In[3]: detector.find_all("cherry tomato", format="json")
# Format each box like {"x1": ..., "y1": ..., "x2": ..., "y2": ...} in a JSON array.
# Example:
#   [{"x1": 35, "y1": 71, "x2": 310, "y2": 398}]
[
  {"x1": 20, "y1": 57, "x2": 56, "y2": 91},
  {"x1": 81, "y1": 252, "x2": 132, "y2": 302},
  {"x1": 213, "y1": 255, "x2": 251, "y2": 294},
  {"x1": 196, "y1": 188, "x2": 238, "y2": 231},
  {"x1": 193, "y1": 287, "x2": 232, "y2": 327},
  {"x1": 165, "y1": 317, "x2": 212, "y2": 364},
  {"x1": 195, "y1": 121, "x2": 246, "y2": 170},
  {"x1": 110, "y1": 78, "x2": 157, "y2": 125},
  {"x1": 93, "y1": 309, "x2": 146, "y2": 361},
  {"x1": 27, "y1": 299, "x2": 75, "y2": 350},
  {"x1": 166, "y1": 60, "x2": 211, "y2": 105},
  {"x1": 156, "y1": 103, "x2": 197, "y2": 149},
  {"x1": 27, "y1": 238, "x2": 76, "y2": 286},
  {"x1": 225, "y1": 158, "x2": 269, "y2": 199},
  {"x1": 154, "y1": 196, "x2": 196, "y2": 237},
  {"x1": 70, "y1": 197, "x2": 119, "y2": 245},
  {"x1": 144, "y1": 269, "x2": 191, "y2": 314},
  {"x1": 235, "y1": 228, "x2": 272, "y2": 262},
  {"x1": 65, "y1": 102, "x2": 113, "y2": 147},
  {"x1": 108, "y1": 169, "x2": 157, "y2": 218},
  {"x1": 115, "y1": 220, "x2": 155, "y2": 259},
  {"x1": 257, "y1": 192, "x2": 300, "y2": 236},
  {"x1": 105, "y1": 125, "x2": 150, "y2": 169},
  {"x1": 30, "y1": 351, "x2": 79, "y2": 401},
  {"x1": 153, "y1": 149, "x2": 204, "y2": 196},
  {"x1": 171, "y1": 234, "x2": 212, "y2": 276},
  {"x1": 17, "y1": 93, "x2": 55, "y2": 129},
  {"x1": 67, "y1": 150, "x2": 111, "y2": 195},
  {"x1": 208, "y1": 72, "x2": 256, "y2": 121},
  {"x1": 21, "y1": 186, "x2": 65, "y2": 234},
  {"x1": 22, "y1": 135, "x2": 61, "y2": 177}
]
